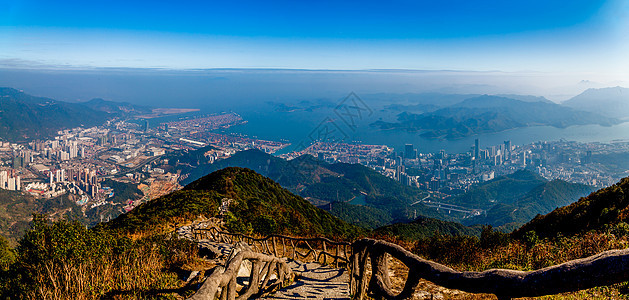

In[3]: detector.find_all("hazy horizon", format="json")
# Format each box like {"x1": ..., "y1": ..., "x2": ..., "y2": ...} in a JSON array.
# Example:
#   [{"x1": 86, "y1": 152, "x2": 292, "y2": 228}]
[{"x1": 1, "y1": 67, "x2": 625, "y2": 108}]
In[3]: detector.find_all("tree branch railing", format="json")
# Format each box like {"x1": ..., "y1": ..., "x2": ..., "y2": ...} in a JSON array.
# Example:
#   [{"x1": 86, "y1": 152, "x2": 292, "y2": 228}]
[
  {"x1": 192, "y1": 226, "x2": 352, "y2": 267},
  {"x1": 188, "y1": 242, "x2": 293, "y2": 300},
  {"x1": 350, "y1": 238, "x2": 629, "y2": 300}
]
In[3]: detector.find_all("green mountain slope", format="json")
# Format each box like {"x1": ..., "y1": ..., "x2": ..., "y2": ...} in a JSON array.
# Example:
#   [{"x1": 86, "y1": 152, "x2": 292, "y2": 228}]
[
  {"x1": 0, "y1": 189, "x2": 84, "y2": 244},
  {"x1": 0, "y1": 88, "x2": 110, "y2": 142},
  {"x1": 375, "y1": 216, "x2": 483, "y2": 240},
  {"x1": 102, "y1": 167, "x2": 361, "y2": 238},
  {"x1": 454, "y1": 170, "x2": 593, "y2": 227},
  {"x1": 513, "y1": 176, "x2": 629, "y2": 239},
  {"x1": 452, "y1": 170, "x2": 547, "y2": 208},
  {"x1": 179, "y1": 149, "x2": 441, "y2": 228},
  {"x1": 464, "y1": 179, "x2": 594, "y2": 227}
]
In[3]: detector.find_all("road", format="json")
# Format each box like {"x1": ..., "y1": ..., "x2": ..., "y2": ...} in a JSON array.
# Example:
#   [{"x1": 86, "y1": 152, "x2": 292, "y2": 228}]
[{"x1": 412, "y1": 195, "x2": 484, "y2": 216}]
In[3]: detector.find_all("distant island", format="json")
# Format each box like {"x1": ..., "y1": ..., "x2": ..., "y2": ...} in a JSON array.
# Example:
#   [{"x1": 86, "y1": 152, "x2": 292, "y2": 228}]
[{"x1": 371, "y1": 95, "x2": 620, "y2": 139}]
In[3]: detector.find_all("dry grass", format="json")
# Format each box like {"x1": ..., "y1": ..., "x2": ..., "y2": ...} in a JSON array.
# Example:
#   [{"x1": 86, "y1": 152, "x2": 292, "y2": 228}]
[{"x1": 25, "y1": 243, "x2": 184, "y2": 300}]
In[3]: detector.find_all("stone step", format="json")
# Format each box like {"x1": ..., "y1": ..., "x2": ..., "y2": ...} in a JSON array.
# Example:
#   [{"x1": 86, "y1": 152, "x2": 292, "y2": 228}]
[{"x1": 260, "y1": 261, "x2": 350, "y2": 300}]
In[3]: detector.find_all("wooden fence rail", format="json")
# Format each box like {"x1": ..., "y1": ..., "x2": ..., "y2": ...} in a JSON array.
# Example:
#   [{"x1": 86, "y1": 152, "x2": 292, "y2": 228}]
[
  {"x1": 188, "y1": 242, "x2": 293, "y2": 300},
  {"x1": 350, "y1": 238, "x2": 629, "y2": 300},
  {"x1": 193, "y1": 226, "x2": 352, "y2": 266}
]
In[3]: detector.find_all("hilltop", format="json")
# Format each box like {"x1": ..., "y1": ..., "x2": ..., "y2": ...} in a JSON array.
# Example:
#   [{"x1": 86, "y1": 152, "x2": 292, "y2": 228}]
[
  {"x1": 102, "y1": 167, "x2": 361, "y2": 238},
  {"x1": 372, "y1": 95, "x2": 618, "y2": 139}
]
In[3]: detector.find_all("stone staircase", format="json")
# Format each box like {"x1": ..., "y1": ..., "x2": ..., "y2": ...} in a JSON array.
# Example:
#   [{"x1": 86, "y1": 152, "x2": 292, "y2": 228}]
[{"x1": 261, "y1": 261, "x2": 350, "y2": 300}]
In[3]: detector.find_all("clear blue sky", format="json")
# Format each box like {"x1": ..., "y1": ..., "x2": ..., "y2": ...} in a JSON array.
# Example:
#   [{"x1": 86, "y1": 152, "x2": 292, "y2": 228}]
[{"x1": 1, "y1": 0, "x2": 628, "y2": 76}]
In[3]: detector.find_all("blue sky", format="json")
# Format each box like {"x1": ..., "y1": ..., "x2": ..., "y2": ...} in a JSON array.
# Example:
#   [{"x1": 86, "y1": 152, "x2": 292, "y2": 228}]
[{"x1": 1, "y1": 0, "x2": 628, "y2": 76}]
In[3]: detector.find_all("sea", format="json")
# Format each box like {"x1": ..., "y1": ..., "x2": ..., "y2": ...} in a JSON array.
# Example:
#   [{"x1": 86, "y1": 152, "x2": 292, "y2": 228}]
[{"x1": 218, "y1": 105, "x2": 629, "y2": 155}]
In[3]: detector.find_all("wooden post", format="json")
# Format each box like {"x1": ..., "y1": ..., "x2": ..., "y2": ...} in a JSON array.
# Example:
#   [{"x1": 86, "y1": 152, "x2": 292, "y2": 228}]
[
  {"x1": 322, "y1": 240, "x2": 328, "y2": 265},
  {"x1": 272, "y1": 237, "x2": 279, "y2": 257},
  {"x1": 281, "y1": 238, "x2": 286, "y2": 257}
]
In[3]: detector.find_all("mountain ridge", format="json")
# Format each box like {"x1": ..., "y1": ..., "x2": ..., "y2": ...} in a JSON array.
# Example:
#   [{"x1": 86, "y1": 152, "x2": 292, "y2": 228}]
[
  {"x1": 563, "y1": 86, "x2": 629, "y2": 120},
  {"x1": 0, "y1": 87, "x2": 111, "y2": 141}
]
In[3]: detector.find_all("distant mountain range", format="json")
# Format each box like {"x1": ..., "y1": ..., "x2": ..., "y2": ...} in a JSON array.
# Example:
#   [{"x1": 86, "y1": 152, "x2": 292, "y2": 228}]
[
  {"x1": 173, "y1": 149, "x2": 592, "y2": 230},
  {"x1": 563, "y1": 86, "x2": 629, "y2": 120},
  {"x1": 0, "y1": 88, "x2": 152, "y2": 142},
  {"x1": 174, "y1": 149, "x2": 452, "y2": 228},
  {"x1": 376, "y1": 92, "x2": 553, "y2": 114},
  {"x1": 372, "y1": 95, "x2": 619, "y2": 139},
  {"x1": 104, "y1": 164, "x2": 628, "y2": 241}
]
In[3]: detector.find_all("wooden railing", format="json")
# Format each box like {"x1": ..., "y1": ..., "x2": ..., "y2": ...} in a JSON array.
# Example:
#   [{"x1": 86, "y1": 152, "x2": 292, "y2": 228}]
[
  {"x1": 192, "y1": 226, "x2": 352, "y2": 266},
  {"x1": 350, "y1": 238, "x2": 629, "y2": 300},
  {"x1": 188, "y1": 242, "x2": 292, "y2": 300}
]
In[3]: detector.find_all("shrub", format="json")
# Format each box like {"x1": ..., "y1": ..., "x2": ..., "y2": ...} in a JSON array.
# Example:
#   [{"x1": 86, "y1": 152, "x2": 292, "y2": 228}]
[
  {"x1": 1, "y1": 214, "x2": 196, "y2": 299},
  {"x1": 0, "y1": 235, "x2": 14, "y2": 271}
]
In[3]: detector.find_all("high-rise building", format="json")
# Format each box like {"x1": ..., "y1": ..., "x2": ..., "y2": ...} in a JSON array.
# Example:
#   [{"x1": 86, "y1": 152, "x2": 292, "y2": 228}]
[
  {"x1": 584, "y1": 150, "x2": 593, "y2": 164},
  {"x1": 0, "y1": 171, "x2": 7, "y2": 189},
  {"x1": 395, "y1": 156, "x2": 403, "y2": 167},
  {"x1": 404, "y1": 144, "x2": 416, "y2": 159},
  {"x1": 143, "y1": 120, "x2": 149, "y2": 132},
  {"x1": 504, "y1": 140, "x2": 512, "y2": 160},
  {"x1": 12, "y1": 156, "x2": 23, "y2": 169},
  {"x1": 474, "y1": 139, "x2": 480, "y2": 160}
]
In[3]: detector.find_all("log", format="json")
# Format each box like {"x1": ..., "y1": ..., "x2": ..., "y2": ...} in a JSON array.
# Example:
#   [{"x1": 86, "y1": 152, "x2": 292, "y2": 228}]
[{"x1": 352, "y1": 238, "x2": 629, "y2": 299}]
